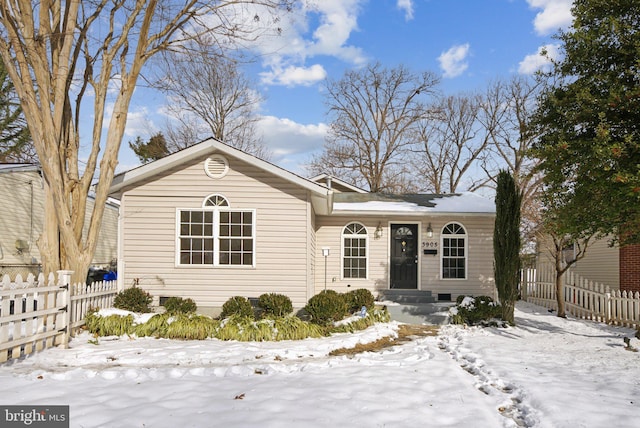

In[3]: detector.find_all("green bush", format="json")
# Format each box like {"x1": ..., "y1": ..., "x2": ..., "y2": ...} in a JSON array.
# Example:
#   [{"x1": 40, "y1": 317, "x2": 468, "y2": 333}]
[
  {"x1": 164, "y1": 296, "x2": 197, "y2": 314},
  {"x1": 257, "y1": 293, "x2": 293, "y2": 318},
  {"x1": 113, "y1": 286, "x2": 152, "y2": 313},
  {"x1": 344, "y1": 289, "x2": 375, "y2": 313},
  {"x1": 451, "y1": 295, "x2": 502, "y2": 325},
  {"x1": 304, "y1": 290, "x2": 348, "y2": 326},
  {"x1": 220, "y1": 296, "x2": 254, "y2": 319}
]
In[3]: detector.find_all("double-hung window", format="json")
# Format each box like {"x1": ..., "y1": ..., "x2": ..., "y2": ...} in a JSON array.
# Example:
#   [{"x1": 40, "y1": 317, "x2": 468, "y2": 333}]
[
  {"x1": 177, "y1": 195, "x2": 255, "y2": 267},
  {"x1": 441, "y1": 222, "x2": 466, "y2": 279}
]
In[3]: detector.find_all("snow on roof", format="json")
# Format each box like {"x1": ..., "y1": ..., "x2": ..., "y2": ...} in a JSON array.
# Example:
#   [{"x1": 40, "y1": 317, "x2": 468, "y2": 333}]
[{"x1": 332, "y1": 192, "x2": 495, "y2": 214}]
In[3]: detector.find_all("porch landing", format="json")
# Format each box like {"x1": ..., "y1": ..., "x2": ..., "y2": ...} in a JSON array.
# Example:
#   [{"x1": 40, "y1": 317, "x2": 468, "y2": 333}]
[{"x1": 377, "y1": 290, "x2": 454, "y2": 325}]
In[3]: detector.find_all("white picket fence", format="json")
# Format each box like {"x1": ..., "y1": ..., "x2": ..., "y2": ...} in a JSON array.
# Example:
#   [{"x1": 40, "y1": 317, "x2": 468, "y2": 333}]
[
  {"x1": 0, "y1": 270, "x2": 118, "y2": 363},
  {"x1": 522, "y1": 264, "x2": 640, "y2": 329}
]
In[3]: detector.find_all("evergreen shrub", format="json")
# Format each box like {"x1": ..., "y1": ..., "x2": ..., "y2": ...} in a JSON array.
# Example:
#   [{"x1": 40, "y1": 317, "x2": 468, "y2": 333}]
[
  {"x1": 451, "y1": 295, "x2": 502, "y2": 326},
  {"x1": 164, "y1": 296, "x2": 197, "y2": 314},
  {"x1": 304, "y1": 290, "x2": 348, "y2": 326},
  {"x1": 113, "y1": 286, "x2": 152, "y2": 313},
  {"x1": 344, "y1": 289, "x2": 375, "y2": 313},
  {"x1": 257, "y1": 293, "x2": 293, "y2": 318},
  {"x1": 220, "y1": 296, "x2": 254, "y2": 319}
]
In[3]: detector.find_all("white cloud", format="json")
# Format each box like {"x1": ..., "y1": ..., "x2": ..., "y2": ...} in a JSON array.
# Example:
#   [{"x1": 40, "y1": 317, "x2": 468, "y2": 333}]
[
  {"x1": 518, "y1": 43, "x2": 561, "y2": 74},
  {"x1": 245, "y1": 0, "x2": 367, "y2": 88},
  {"x1": 438, "y1": 43, "x2": 470, "y2": 78},
  {"x1": 258, "y1": 115, "x2": 328, "y2": 173},
  {"x1": 527, "y1": 0, "x2": 573, "y2": 36},
  {"x1": 397, "y1": 0, "x2": 414, "y2": 21},
  {"x1": 260, "y1": 64, "x2": 327, "y2": 87}
]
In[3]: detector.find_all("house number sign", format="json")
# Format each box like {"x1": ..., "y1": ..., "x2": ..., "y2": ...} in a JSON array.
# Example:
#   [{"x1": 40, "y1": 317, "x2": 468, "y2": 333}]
[{"x1": 422, "y1": 241, "x2": 438, "y2": 248}]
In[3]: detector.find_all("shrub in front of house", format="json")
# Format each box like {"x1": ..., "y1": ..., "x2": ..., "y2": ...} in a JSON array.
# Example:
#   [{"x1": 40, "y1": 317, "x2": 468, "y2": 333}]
[
  {"x1": 344, "y1": 288, "x2": 375, "y2": 313},
  {"x1": 113, "y1": 286, "x2": 152, "y2": 313},
  {"x1": 257, "y1": 293, "x2": 293, "y2": 318},
  {"x1": 451, "y1": 295, "x2": 503, "y2": 326},
  {"x1": 163, "y1": 296, "x2": 197, "y2": 314},
  {"x1": 220, "y1": 296, "x2": 254, "y2": 319},
  {"x1": 304, "y1": 290, "x2": 349, "y2": 326}
]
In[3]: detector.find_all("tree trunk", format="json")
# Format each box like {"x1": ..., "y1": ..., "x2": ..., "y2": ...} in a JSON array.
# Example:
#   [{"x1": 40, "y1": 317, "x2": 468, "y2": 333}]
[
  {"x1": 37, "y1": 181, "x2": 60, "y2": 276},
  {"x1": 555, "y1": 271, "x2": 566, "y2": 318},
  {"x1": 501, "y1": 300, "x2": 515, "y2": 325}
]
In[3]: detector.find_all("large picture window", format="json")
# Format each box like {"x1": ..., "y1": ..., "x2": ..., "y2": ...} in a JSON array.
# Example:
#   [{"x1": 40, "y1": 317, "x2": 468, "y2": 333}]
[
  {"x1": 177, "y1": 202, "x2": 255, "y2": 267},
  {"x1": 342, "y1": 222, "x2": 368, "y2": 279},
  {"x1": 441, "y1": 222, "x2": 466, "y2": 279}
]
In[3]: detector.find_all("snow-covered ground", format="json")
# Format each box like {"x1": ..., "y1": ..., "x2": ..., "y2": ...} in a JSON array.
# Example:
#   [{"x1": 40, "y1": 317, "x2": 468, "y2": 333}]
[{"x1": 1, "y1": 302, "x2": 638, "y2": 427}]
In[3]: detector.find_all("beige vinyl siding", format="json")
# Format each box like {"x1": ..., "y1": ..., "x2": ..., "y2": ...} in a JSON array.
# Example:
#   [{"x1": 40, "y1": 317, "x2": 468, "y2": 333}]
[
  {"x1": 571, "y1": 239, "x2": 620, "y2": 289},
  {"x1": 539, "y1": 238, "x2": 620, "y2": 289},
  {"x1": 314, "y1": 215, "x2": 496, "y2": 300},
  {"x1": 119, "y1": 156, "x2": 314, "y2": 308},
  {"x1": 0, "y1": 170, "x2": 44, "y2": 268},
  {"x1": 537, "y1": 236, "x2": 620, "y2": 289},
  {"x1": 570, "y1": 238, "x2": 619, "y2": 288},
  {"x1": 0, "y1": 170, "x2": 116, "y2": 273}
]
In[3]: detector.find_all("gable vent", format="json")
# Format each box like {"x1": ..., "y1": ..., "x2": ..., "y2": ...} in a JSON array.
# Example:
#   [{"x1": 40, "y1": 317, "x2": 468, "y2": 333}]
[{"x1": 204, "y1": 155, "x2": 229, "y2": 179}]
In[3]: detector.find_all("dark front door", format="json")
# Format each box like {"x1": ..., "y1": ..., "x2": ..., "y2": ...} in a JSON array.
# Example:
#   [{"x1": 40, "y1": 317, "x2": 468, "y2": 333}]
[{"x1": 390, "y1": 224, "x2": 419, "y2": 289}]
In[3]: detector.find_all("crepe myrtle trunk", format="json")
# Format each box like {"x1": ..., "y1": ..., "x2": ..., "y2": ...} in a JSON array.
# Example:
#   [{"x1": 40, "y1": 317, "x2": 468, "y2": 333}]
[{"x1": 494, "y1": 170, "x2": 522, "y2": 325}]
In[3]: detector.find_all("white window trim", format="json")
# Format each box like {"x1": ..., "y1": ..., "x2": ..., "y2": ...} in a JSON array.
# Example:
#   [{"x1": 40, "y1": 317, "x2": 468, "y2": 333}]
[
  {"x1": 175, "y1": 207, "x2": 256, "y2": 268},
  {"x1": 440, "y1": 222, "x2": 468, "y2": 280},
  {"x1": 202, "y1": 193, "x2": 230, "y2": 208},
  {"x1": 341, "y1": 221, "x2": 369, "y2": 280}
]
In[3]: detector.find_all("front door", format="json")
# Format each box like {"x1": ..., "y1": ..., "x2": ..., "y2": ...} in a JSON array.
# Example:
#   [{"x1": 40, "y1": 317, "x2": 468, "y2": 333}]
[{"x1": 390, "y1": 224, "x2": 419, "y2": 289}]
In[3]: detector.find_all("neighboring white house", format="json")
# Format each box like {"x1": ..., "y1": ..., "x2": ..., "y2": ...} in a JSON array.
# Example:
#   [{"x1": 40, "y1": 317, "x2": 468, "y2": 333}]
[
  {"x1": 109, "y1": 139, "x2": 497, "y2": 311},
  {"x1": 0, "y1": 164, "x2": 119, "y2": 278}
]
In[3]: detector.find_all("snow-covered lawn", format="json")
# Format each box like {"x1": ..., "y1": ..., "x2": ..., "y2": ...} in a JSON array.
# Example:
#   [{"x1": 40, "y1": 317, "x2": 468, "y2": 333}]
[{"x1": 1, "y1": 302, "x2": 638, "y2": 427}]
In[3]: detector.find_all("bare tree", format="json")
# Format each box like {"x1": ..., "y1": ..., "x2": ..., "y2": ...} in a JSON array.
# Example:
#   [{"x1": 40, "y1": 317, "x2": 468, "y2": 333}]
[
  {"x1": 413, "y1": 93, "x2": 491, "y2": 193},
  {"x1": 309, "y1": 62, "x2": 439, "y2": 193},
  {"x1": 155, "y1": 37, "x2": 270, "y2": 159},
  {"x1": 480, "y1": 76, "x2": 544, "y2": 243},
  {"x1": 0, "y1": 55, "x2": 32, "y2": 162},
  {"x1": 0, "y1": 0, "x2": 289, "y2": 281}
]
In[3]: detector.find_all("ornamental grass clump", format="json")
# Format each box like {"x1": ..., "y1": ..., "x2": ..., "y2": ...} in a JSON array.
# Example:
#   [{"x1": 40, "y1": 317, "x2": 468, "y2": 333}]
[
  {"x1": 220, "y1": 296, "x2": 254, "y2": 319},
  {"x1": 113, "y1": 286, "x2": 152, "y2": 313},
  {"x1": 330, "y1": 307, "x2": 390, "y2": 334},
  {"x1": 85, "y1": 312, "x2": 134, "y2": 336},
  {"x1": 257, "y1": 293, "x2": 293, "y2": 318},
  {"x1": 273, "y1": 316, "x2": 325, "y2": 340},
  {"x1": 162, "y1": 314, "x2": 218, "y2": 340},
  {"x1": 132, "y1": 313, "x2": 172, "y2": 337}
]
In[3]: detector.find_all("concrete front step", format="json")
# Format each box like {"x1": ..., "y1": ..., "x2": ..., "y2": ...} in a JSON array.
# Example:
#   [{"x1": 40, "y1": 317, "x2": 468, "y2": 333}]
[
  {"x1": 384, "y1": 302, "x2": 454, "y2": 325},
  {"x1": 378, "y1": 289, "x2": 437, "y2": 304}
]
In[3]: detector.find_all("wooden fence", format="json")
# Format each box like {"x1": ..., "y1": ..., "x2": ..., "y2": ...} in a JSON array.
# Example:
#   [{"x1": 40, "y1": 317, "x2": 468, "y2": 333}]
[
  {"x1": 522, "y1": 264, "x2": 640, "y2": 329},
  {"x1": 0, "y1": 270, "x2": 118, "y2": 363}
]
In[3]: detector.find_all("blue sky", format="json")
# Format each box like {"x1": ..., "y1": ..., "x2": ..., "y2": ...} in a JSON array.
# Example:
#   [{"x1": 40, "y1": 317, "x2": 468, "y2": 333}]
[{"x1": 115, "y1": 0, "x2": 573, "y2": 176}]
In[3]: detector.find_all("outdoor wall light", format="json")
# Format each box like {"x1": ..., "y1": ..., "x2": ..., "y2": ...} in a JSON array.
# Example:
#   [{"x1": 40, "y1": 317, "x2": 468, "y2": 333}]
[
  {"x1": 375, "y1": 222, "x2": 383, "y2": 239},
  {"x1": 427, "y1": 223, "x2": 433, "y2": 238}
]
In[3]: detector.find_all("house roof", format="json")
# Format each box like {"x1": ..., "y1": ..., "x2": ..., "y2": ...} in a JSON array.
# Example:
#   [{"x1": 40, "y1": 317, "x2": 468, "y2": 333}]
[
  {"x1": 331, "y1": 192, "x2": 495, "y2": 216},
  {"x1": 109, "y1": 138, "x2": 334, "y2": 215},
  {"x1": 0, "y1": 163, "x2": 40, "y2": 173},
  {"x1": 309, "y1": 174, "x2": 368, "y2": 193}
]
